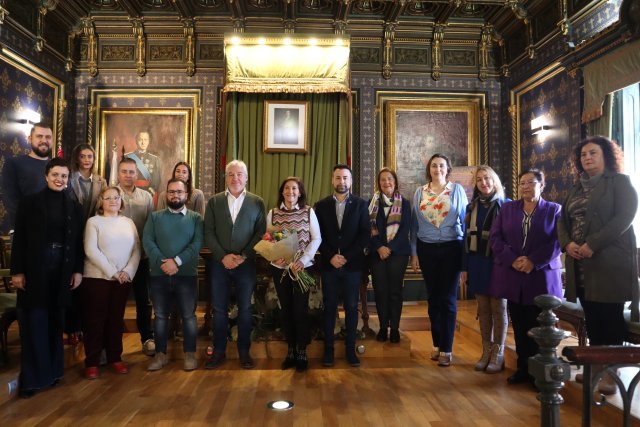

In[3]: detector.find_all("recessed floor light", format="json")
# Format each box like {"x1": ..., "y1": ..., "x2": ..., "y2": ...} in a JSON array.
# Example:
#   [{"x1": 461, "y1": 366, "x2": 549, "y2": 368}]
[{"x1": 267, "y1": 400, "x2": 294, "y2": 411}]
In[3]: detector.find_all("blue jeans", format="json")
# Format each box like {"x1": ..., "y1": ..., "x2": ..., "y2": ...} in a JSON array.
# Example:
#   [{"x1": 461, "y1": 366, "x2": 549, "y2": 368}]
[
  {"x1": 210, "y1": 260, "x2": 256, "y2": 354},
  {"x1": 321, "y1": 268, "x2": 361, "y2": 349},
  {"x1": 149, "y1": 275, "x2": 198, "y2": 353}
]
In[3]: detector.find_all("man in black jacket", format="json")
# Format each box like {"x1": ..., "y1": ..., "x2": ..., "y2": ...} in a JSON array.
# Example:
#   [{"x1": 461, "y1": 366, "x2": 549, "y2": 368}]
[{"x1": 314, "y1": 164, "x2": 370, "y2": 367}]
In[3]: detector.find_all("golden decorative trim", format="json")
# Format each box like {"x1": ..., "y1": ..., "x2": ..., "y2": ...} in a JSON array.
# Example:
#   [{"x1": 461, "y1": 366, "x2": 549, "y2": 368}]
[
  {"x1": 57, "y1": 98, "x2": 66, "y2": 155},
  {"x1": 508, "y1": 104, "x2": 518, "y2": 197},
  {"x1": 87, "y1": 104, "x2": 95, "y2": 145},
  {"x1": 132, "y1": 19, "x2": 146, "y2": 77},
  {"x1": 223, "y1": 83, "x2": 350, "y2": 94},
  {"x1": 481, "y1": 108, "x2": 489, "y2": 164}
]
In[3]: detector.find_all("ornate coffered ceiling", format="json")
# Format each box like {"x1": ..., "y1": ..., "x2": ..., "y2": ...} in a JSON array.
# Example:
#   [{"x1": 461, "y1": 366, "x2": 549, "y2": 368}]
[{"x1": 2, "y1": 0, "x2": 596, "y2": 79}]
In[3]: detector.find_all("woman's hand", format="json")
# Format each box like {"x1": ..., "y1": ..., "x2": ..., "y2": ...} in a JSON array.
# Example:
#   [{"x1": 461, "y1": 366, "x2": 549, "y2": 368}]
[
  {"x1": 410, "y1": 255, "x2": 420, "y2": 273},
  {"x1": 291, "y1": 261, "x2": 304, "y2": 272},
  {"x1": 565, "y1": 241, "x2": 584, "y2": 260},
  {"x1": 578, "y1": 243, "x2": 594, "y2": 258},
  {"x1": 70, "y1": 273, "x2": 83, "y2": 289},
  {"x1": 377, "y1": 246, "x2": 391, "y2": 260},
  {"x1": 512, "y1": 256, "x2": 534, "y2": 273},
  {"x1": 459, "y1": 271, "x2": 467, "y2": 285},
  {"x1": 12, "y1": 274, "x2": 25, "y2": 291},
  {"x1": 273, "y1": 258, "x2": 288, "y2": 268}
]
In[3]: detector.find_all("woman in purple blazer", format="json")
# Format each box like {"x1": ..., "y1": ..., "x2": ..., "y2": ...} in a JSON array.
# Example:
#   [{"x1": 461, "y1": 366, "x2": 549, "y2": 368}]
[{"x1": 489, "y1": 168, "x2": 563, "y2": 386}]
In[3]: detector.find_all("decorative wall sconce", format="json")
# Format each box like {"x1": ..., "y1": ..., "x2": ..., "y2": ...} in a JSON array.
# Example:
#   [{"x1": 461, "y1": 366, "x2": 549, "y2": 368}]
[
  {"x1": 18, "y1": 110, "x2": 41, "y2": 137},
  {"x1": 531, "y1": 124, "x2": 551, "y2": 135},
  {"x1": 531, "y1": 115, "x2": 552, "y2": 136}
]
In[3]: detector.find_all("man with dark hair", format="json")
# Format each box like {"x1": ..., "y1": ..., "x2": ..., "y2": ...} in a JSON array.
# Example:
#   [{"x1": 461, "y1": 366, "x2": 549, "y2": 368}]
[
  {"x1": 2, "y1": 123, "x2": 53, "y2": 229},
  {"x1": 117, "y1": 157, "x2": 155, "y2": 356},
  {"x1": 314, "y1": 164, "x2": 370, "y2": 367},
  {"x1": 144, "y1": 178, "x2": 203, "y2": 372},
  {"x1": 125, "y1": 130, "x2": 161, "y2": 201}
]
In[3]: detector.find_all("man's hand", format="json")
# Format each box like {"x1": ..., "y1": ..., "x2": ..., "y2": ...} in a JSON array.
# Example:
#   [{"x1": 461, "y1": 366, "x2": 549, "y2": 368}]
[
  {"x1": 410, "y1": 256, "x2": 420, "y2": 273},
  {"x1": 222, "y1": 254, "x2": 246, "y2": 270},
  {"x1": 330, "y1": 254, "x2": 347, "y2": 269},
  {"x1": 161, "y1": 258, "x2": 179, "y2": 276},
  {"x1": 377, "y1": 246, "x2": 391, "y2": 260}
]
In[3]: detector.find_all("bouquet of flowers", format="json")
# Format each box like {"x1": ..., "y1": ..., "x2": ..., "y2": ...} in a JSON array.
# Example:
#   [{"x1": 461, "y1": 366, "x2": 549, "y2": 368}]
[{"x1": 254, "y1": 230, "x2": 315, "y2": 292}]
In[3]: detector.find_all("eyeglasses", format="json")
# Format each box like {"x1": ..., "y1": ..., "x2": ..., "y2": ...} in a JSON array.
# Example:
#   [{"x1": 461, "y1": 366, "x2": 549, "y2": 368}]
[
  {"x1": 518, "y1": 180, "x2": 540, "y2": 187},
  {"x1": 103, "y1": 196, "x2": 121, "y2": 201},
  {"x1": 167, "y1": 190, "x2": 186, "y2": 195}
]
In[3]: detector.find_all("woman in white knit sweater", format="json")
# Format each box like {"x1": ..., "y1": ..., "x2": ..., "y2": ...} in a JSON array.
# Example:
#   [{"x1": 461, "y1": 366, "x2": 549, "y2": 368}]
[{"x1": 81, "y1": 186, "x2": 141, "y2": 379}]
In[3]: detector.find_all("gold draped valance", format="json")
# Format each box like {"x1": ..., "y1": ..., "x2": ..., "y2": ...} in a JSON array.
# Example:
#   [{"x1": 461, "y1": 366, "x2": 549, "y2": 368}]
[
  {"x1": 582, "y1": 38, "x2": 640, "y2": 123},
  {"x1": 223, "y1": 35, "x2": 351, "y2": 94}
]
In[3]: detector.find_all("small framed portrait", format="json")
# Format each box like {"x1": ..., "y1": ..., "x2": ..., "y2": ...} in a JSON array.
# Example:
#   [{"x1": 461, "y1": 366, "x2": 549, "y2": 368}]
[{"x1": 263, "y1": 100, "x2": 309, "y2": 153}]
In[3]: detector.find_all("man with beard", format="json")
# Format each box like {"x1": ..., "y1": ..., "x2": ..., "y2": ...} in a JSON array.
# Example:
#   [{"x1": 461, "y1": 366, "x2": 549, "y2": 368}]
[
  {"x1": 314, "y1": 164, "x2": 370, "y2": 368},
  {"x1": 143, "y1": 178, "x2": 203, "y2": 371},
  {"x1": 3, "y1": 123, "x2": 53, "y2": 229}
]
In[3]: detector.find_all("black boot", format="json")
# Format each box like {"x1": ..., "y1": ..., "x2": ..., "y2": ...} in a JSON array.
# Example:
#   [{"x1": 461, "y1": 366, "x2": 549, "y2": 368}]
[
  {"x1": 295, "y1": 347, "x2": 308, "y2": 372},
  {"x1": 281, "y1": 346, "x2": 296, "y2": 370},
  {"x1": 346, "y1": 345, "x2": 360, "y2": 367}
]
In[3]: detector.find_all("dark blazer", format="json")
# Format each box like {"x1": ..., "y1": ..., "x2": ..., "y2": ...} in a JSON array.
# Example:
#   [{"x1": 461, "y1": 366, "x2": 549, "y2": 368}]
[
  {"x1": 489, "y1": 197, "x2": 563, "y2": 305},
  {"x1": 204, "y1": 191, "x2": 266, "y2": 262},
  {"x1": 368, "y1": 196, "x2": 412, "y2": 257},
  {"x1": 314, "y1": 194, "x2": 371, "y2": 272},
  {"x1": 558, "y1": 171, "x2": 639, "y2": 307},
  {"x1": 10, "y1": 189, "x2": 84, "y2": 309},
  {"x1": 68, "y1": 171, "x2": 107, "y2": 221}
]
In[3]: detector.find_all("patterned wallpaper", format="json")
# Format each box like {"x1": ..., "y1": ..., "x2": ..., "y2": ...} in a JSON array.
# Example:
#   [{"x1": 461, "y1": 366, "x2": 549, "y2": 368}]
[
  {"x1": 517, "y1": 71, "x2": 582, "y2": 203},
  {"x1": 351, "y1": 73, "x2": 503, "y2": 199},
  {"x1": 0, "y1": 57, "x2": 59, "y2": 233},
  {"x1": 73, "y1": 71, "x2": 223, "y2": 198}
]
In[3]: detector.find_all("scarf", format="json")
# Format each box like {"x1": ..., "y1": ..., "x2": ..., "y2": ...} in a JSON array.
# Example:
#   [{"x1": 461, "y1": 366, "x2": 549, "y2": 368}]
[
  {"x1": 368, "y1": 191, "x2": 403, "y2": 242},
  {"x1": 466, "y1": 192, "x2": 501, "y2": 255}
]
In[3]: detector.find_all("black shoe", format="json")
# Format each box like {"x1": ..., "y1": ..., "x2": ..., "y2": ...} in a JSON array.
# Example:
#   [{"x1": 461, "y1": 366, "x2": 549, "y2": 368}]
[
  {"x1": 322, "y1": 347, "x2": 334, "y2": 367},
  {"x1": 346, "y1": 351, "x2": 361, "y2": 367},
  {"x1": 239, "y1": 352, "x2": 255, "y2": 369},
  {"x1": 376, "y1": 328, "x2": 388, "y2": 342},
  {"x1": 19, "y1": 389, "x2": 37, "y2": 399},
  {"x1": 389, "y1": 329, "x2": 400, "y2": 343},
  {"x1": 507, "y1": 370, "x2": 532, "y2": 384},
  {"x1": 281, "y1": 356, "x2": 296, "y2": 370},
  {"x1": 204, "y1": 352, "x2": 226, "y2": 370},
  {"x1": 295, "y1": 358, "x2": 308, "y2": 373}
]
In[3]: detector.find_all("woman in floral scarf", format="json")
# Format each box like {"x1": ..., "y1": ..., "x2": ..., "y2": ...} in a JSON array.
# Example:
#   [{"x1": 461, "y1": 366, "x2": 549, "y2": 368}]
[{"x1": 368, "y1": 168, "x2": 412, "y2": 343}]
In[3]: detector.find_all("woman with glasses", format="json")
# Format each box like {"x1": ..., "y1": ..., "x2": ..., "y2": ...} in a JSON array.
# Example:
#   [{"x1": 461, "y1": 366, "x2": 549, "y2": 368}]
[
  {"x1": 157, "y1": 162, "x2": 205, "y2": 216},
  {"x1": 489, "y1": 168, "x2": 563, "y2": 386},
  {"x1": 80, "y1": 186, "x2": 141, "y2": 379},
  {"x1": 558, "y1": 136, "x2": 638, "y2": 395}
]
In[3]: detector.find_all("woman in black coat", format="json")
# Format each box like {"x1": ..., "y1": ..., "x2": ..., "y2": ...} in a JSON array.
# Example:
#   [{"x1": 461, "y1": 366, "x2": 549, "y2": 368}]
[{"x1": 11, "y1": 157, "x2": 84, "y2": 398}]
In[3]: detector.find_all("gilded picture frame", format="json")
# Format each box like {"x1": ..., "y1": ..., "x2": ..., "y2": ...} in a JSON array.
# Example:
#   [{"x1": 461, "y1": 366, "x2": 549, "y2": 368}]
[
  {"x1": 384, "y1": 99, "x2": 480, "y2": 202},
  {"x1": 263, "y1": 100, "x2": 309, "y2": 153},
  {"x1": 97, "y1": 108, "x2": 193, "y2": 196},
  {"x1": 89, "y1": 89, "x2": 200, "y2": 192}
]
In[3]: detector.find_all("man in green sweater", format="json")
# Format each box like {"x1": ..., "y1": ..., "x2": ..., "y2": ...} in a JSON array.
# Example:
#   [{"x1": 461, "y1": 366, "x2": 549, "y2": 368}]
[
  {"x1": 204, "y1": 160, "x2": 266, "y2": 369},
  {"x1": 143, "y1": 179, "x2": 204, "y2": 371}
]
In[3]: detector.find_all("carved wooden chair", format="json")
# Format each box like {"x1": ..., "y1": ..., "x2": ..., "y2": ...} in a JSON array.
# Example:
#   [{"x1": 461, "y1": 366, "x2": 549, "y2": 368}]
[{"x1": 0, "y1": 235, "x2": 17, "y2": 366}]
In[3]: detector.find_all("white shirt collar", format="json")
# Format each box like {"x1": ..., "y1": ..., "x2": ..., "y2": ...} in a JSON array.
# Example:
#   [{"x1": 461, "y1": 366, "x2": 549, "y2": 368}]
[
  {"x1": 225, "y1": 188, "x2": 247, "y2": 199},
  {"x1": 279, "y1": 202, "x2": 299, "y2": 210},
  {"x1": 168, "y1": 205, "x2": 187, "y2": 215}
]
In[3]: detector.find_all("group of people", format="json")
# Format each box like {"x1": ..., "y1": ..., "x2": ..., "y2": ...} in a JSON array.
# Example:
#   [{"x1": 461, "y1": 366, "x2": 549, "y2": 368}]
[{"x1": 4, "y1": 123, "x2": 637, "y2": 399}]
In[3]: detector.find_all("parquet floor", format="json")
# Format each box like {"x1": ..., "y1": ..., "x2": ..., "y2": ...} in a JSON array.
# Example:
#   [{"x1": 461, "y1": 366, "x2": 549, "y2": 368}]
[{"x1": 0, "y1": 301, "x2": 635, "y2": 426}]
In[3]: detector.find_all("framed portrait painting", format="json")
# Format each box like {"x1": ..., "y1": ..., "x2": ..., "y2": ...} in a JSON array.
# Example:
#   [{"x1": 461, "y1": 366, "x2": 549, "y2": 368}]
[
  {"x1": 97, "y1": 108, "x2": 193, "y2": 199},
  {"x1": 263, "y1": 100, "x2": 308, "y2": 153},
  {"x1": 384, "y1": 99, "x2": 480, "y2": 201}
]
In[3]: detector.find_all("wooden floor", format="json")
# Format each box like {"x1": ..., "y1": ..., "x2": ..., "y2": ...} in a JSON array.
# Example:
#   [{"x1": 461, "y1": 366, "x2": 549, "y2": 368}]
[{"x1": 0, "y1": 301, "x2": 637, "y2": 426}]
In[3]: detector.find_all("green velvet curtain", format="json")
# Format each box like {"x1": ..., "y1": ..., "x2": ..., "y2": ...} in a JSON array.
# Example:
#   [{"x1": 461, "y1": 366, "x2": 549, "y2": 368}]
[{"x1": 225, "y1": 92, "x2": 348, "y2": 210}]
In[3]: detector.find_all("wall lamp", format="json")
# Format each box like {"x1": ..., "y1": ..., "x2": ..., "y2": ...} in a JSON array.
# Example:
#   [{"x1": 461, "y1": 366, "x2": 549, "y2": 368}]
[
  {"x1": 530, "y1": 115, "x2": 552, "y2": 136},
  {"x1": 18, "y1": 110, "x2": 41, "y2": 137},
  {"x1": 531, "y1": 124, "x2": 551, "y2": 135}
]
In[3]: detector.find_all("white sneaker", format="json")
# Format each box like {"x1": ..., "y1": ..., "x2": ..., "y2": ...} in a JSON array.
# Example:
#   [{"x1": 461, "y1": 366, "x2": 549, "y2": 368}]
[{"x1": 142, "y1": 339, "x2": 156, "y2": 356}]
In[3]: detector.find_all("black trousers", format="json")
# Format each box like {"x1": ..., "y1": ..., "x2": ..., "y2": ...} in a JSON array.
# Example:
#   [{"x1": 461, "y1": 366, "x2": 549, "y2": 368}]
[
  {"x1": 131, "y1": 258, "x2": 153, "y2": 343},
  {"x1": 370, "y1": 254, "x2": 408, "y2": 331},
  {"x1": 416, "y1": 240, "x2": 462, "y2": 353},
  {"x1": 578, "y1": 288, "x2": 627, "y2": 345},
  {"x1": 508, "y1": 301, "x2": 541, "y2": 373},
  {"x1": 272, "y1": 266, "x2": 311, "y2": 347}
]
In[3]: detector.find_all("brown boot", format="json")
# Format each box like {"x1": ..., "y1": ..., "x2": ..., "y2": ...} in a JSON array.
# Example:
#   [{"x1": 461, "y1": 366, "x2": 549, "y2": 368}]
[
  {"x1": 485, "y1": 344, "x2": 504, "y2": 374},
  {"x1": 474, "y1": 341, "x2": 492, "y2": 371}
]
